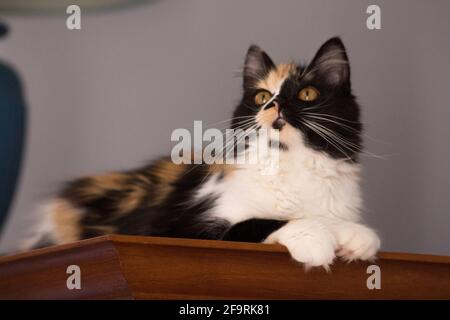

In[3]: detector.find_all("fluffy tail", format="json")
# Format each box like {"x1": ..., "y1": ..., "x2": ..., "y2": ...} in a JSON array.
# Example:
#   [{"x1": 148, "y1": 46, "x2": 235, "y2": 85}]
[{"x1": 21, "y1": 199, "x2": 84, "y2": 251}]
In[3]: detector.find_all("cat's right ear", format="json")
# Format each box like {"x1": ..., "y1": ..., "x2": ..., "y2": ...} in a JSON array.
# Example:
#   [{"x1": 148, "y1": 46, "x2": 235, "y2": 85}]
[{"x1": 243, "y1": 45, "x2": 276, "y2": 89}]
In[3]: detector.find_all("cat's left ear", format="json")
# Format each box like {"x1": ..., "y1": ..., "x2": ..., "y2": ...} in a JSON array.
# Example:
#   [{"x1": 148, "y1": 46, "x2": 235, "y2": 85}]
[
  {"x1": 243, "y1": 45, "x2": 276, "y2": 89},
  {"x1": 307, "y1": 37, "x2": 350, "y2": 90}
]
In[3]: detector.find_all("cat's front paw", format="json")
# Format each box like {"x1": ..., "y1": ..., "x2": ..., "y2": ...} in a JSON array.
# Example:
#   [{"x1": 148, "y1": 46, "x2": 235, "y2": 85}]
[
  {"x1": 264, "y1": 219, "x2": 337, "y2": 270},
  {"x1": 333, "y1": 223, "x2": 380, "y2": 262}
]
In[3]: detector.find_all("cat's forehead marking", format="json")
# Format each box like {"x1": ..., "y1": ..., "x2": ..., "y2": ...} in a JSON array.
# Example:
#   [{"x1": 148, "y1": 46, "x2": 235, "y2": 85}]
[{"x1": 257, "y1": 63, "x2": 297, "y2": 93}]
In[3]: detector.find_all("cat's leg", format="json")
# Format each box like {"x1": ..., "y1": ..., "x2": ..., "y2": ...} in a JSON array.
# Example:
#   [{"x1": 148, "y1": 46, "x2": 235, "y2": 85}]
[
  {"x1": 263, "y1": 218, "x2": 337, "y2": 270},
  {"x1": 324, "y1": 220, "x2": 381, "y2": 262}
]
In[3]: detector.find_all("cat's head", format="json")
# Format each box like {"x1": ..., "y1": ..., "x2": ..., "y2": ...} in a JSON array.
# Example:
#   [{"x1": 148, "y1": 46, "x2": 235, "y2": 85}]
[{"x1": 232, "y1": 37, "x2": 362, "y2": 161}]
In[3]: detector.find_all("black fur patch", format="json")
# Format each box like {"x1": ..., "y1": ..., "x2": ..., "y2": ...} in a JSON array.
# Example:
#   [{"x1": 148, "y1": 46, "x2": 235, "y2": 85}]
[
  {"x1": 77, "y1": 164, "x2": 231, "y2": 240},
  {"x1": 223, "y1": 219, "x2": 287, "y2": 242}
]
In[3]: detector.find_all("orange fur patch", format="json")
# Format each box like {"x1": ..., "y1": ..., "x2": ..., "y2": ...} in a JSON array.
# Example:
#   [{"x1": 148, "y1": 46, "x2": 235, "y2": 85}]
[
  {"x1": 73, "y1": 173, "x2": 128, "y2": 203},
  {"x1": 150, "y1": 159, "x2": 188, "y2": 205},
  {"x1": 257, "y1": 103, "x2": 279, "y2": 124},
  {"x1": 50, "y1": 199, "x2": 83, "y2": 244},
  {"x1": 152, "y1": 159, "x2": 187, "y2": 183},
  {"x1": 90, "y1": 173, "x2": 128, "y2": 192},
  {"x1": 116, "y1": 185, "x2": 147, "y2": 214},
  {"x1": 257, "y1": 63, "x2": 296, "y2": 92}
]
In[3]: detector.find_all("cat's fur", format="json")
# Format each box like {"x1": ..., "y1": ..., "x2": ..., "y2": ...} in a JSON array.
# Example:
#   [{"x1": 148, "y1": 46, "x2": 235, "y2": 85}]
[{"x1": 26, "y1": 37, "x2": 380, "y2": 269}]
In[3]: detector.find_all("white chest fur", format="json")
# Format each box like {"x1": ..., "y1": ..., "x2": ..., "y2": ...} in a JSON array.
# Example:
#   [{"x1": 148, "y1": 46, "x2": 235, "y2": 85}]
[{"x1": 198, "y1": 136, "x2": 363, "y2": 225}]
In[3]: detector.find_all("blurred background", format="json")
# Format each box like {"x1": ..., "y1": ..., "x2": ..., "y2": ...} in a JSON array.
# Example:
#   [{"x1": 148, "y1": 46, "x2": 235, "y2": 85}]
[{"x1": 0, "y1": 0, "x2": 449, "y2": 255}]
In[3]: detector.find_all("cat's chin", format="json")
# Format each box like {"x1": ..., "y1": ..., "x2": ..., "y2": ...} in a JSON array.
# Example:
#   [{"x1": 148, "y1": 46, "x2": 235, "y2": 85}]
[
  {"x1": 274, "y1": 123, "x2": 301, "y2": 148},
  {"x1": 256, "y1": 125, "x2": 292, "y2": 153}
]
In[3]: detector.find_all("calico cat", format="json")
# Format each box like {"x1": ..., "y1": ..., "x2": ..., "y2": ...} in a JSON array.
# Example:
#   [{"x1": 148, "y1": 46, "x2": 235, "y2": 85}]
[{"x1": 27, "y1": 37, "x2": 380, "y2": 269}]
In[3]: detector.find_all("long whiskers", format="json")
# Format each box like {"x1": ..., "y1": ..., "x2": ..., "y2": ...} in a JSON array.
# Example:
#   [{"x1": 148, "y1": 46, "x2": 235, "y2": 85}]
[
  {"x1": 302, "y1": 120, "x2": 354, "y2": 161},
  {"x1": 204, "y1": 115, "x2": 255, "y2": 129},
  {"x1": 301, "y1": 114, "x2": 388, "y2": 158},
  {"x1": 299, "y1": 116, "x2": 387, "y2": 160},
  {"x1": 301, "y1": 114, "x2": 361, "y2": 133}
]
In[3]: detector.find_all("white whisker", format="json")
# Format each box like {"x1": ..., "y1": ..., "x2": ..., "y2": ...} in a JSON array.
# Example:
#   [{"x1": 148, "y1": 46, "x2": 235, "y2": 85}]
[{"x1": 302, "y1": 120, "x2": 353, "y2": 161}]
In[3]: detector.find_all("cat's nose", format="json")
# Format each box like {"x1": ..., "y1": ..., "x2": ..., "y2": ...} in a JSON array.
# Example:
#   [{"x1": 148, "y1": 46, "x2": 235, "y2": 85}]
[{"x1": 272, "y1": 100, "x2": 280, "y2": 111}]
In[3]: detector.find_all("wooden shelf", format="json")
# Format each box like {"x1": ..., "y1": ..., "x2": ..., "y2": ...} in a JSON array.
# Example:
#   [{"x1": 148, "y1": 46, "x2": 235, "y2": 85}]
[{"x1": 0, "y1": 235, "x2": 449, "y2": 299}]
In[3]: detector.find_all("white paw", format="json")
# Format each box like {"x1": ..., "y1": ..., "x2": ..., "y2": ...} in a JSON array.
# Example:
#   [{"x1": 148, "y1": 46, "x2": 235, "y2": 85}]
[
  {"x1": 264, "y1": 219, "x2": 337, "y2": 270},
  {"x1": 333, "y1": 223, "x2": 380, "y2": 262}
]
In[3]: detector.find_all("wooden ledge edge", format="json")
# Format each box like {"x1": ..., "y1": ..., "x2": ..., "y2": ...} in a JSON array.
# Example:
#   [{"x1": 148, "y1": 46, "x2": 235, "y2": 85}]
[{"x1": 1, "y1": 234, "x2": 449, "y2": 265}]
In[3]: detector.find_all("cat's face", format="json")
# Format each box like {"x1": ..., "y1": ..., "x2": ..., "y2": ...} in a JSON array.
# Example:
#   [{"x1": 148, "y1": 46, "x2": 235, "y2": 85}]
[{"x1": 232, "y1": 37, "x2": 362, "y2": 161}]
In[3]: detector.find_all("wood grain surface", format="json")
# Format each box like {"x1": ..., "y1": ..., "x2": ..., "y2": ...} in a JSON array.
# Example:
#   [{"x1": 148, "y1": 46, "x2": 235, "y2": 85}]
[{"x1": 0, "y1": 235, "x2": 449, "y2": 299}]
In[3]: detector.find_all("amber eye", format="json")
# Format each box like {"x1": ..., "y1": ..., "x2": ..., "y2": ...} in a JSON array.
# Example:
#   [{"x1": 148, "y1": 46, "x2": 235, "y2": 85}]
[
  {"x1": 298, "y1": 86, "x2": 320, "y2": 102},
  {"x1": 254, "y1": 91, "x2": 273, "y2": 106}
]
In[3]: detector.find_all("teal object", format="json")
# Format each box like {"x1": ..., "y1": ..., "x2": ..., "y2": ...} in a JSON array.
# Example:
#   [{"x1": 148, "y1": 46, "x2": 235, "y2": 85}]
[{"x1": 0, "y1": 61, "x2": 26, "y2": 233}]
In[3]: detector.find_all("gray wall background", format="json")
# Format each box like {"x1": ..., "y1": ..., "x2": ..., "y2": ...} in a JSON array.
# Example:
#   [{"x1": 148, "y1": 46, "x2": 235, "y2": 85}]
[{"x1": 1, "y1": 0, "x2": 449, "y2": 255}]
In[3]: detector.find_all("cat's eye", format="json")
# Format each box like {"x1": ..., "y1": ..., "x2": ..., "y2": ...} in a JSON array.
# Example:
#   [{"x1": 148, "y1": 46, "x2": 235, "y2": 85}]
[
  {"x1": 298, "y1": 86, "x2": 319, "y2": 102},
  {"x1": 254, "y1": 91, "x2": 272, "y2": 106}
]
